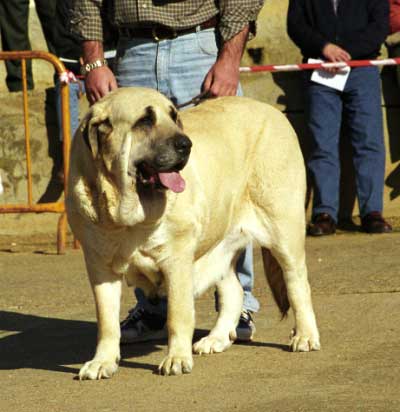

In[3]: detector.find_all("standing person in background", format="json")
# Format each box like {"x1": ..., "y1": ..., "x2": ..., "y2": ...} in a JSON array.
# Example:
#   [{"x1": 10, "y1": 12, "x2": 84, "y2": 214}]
[
  {"x1": 287, "y1": 0, "x2": 392, "y2": 236},
  {"x1": 0, "y1": 0, "x2": 55, "y2": 92},
  {"x1": 33, "y1": 0, "x2": 56, "y2": 54},
  {"x1": 72, "y1": 0, "x2": 264, "y2": 344},
  {"x1": 386, "y1": 0, "x2": 400, "y2": 87}
]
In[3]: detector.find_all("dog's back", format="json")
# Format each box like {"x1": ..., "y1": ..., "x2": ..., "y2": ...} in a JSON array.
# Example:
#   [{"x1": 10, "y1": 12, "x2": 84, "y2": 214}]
[{"x1": 175, "y1": 96, "x2": 306, "y2": 257}]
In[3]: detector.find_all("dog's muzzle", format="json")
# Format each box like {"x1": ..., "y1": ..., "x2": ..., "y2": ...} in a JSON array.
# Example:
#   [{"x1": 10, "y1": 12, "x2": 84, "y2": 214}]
[
  {"x1": 173, "y1": 135, "x2": 192, "y2": 156},
  {"x1": 154, "y1": 134, "x2": 192, "y2": 170},
  {"x1": 136, "y1": 134, "x2": 192, "y2": 193}
]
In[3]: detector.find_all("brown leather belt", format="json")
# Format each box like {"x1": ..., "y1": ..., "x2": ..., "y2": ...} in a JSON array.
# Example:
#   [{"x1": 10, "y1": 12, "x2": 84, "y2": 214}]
[{"x1": 118, "y1": 16, "x2": 217, "y2": 42}]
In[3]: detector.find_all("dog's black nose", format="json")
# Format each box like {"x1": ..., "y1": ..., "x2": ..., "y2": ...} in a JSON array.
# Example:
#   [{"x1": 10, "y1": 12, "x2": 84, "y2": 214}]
[{"x1": 174, "y1": 135, "x2": 192, "y2": 155}]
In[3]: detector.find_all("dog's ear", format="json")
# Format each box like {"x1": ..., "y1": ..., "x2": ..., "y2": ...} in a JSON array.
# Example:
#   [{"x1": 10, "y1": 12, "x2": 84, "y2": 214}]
[{"x1": 81, "y1": 112, "x2": 113, "y2": 159}]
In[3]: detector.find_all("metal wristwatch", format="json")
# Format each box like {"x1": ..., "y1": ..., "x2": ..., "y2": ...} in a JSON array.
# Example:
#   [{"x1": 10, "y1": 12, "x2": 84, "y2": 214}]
[{"x1": 80, "y1": 59, "x2": 108, "y2": 76}]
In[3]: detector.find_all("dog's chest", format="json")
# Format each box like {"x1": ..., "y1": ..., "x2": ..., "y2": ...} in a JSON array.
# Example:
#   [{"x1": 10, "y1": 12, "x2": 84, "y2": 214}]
[
  {"x1": 115, "y1": 226, "x2": 174, "y2": 291},
  {"x1": 123, "y1": 247, "x2": 164, "y2": 288},
  {"x1": 131, "y1": 249, "x2": 159, "y2": 273}
]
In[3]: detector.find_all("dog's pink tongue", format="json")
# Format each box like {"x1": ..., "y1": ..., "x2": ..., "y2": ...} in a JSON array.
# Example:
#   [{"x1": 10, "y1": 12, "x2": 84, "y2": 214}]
[{"x1": 158, "y1": 172, "x2": 186, "y2": 193}]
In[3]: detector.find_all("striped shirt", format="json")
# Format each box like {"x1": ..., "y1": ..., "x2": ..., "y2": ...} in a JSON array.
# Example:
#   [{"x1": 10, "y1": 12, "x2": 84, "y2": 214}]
[{"x1": 72, "y1": 0, "x2": 264, "y2": 43}]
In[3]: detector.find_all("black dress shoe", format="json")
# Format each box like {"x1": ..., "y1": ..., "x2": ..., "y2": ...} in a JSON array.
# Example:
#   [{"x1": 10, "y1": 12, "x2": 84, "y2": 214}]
[
  {"x1": 308, "y1": 213, "x2": 336, "y2": 236},
  {"x1": 361, "y1": 212, "x2": 392, "y2": 234}
]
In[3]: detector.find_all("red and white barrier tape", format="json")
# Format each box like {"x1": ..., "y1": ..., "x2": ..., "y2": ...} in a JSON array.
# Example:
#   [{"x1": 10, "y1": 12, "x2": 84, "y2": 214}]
[
  {"x1": 58, "y1": 57, "x2": 400, "y2": 83},
  {"x1": 240, "y1": 57, "x2": 400, "y2": 73}
]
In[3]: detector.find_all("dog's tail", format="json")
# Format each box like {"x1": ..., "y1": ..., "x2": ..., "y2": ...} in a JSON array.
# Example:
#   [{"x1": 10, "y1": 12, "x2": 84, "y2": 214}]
[{"x1": 261, "y1": 248, "x2": 290, "y2": 318}]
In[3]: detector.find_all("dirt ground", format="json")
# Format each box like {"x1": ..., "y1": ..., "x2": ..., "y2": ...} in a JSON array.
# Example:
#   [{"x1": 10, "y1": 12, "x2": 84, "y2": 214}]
[{"x1": 1, "y1": 226, "x2": 399, "y2": 412}]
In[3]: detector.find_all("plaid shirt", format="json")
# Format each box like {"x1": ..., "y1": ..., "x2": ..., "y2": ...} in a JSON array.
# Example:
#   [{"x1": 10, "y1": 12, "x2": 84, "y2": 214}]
[{"x1": 72, "y1": 0, "x2": 264, "y2": 43}]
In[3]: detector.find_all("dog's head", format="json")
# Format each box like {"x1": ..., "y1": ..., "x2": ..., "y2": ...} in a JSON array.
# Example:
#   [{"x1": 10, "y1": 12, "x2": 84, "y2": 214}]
[{"x1": 81, "y1": 87, "x2": 192, "y2": 194}]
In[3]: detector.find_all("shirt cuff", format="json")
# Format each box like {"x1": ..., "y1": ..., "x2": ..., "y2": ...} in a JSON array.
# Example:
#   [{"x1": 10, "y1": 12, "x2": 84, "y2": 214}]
[
  {"x1": 71, "y1": 11, "x2": 104, "y2": 42},
  {"x1": 219, "y1": 20, "x2": 257, "y2": 43}
]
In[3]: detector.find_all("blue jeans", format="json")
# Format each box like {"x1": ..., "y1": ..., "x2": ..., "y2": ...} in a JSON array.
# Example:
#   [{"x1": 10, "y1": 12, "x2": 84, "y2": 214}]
[
  {"x1": 305, "y1": 66, "x2": 385, "y2": 221},
  {"x1": 115, "y1": 28, "x2": 259, "y2": 314},
  {"x1": 55, "y1": 79, "x2": 85, "y2": 140}
]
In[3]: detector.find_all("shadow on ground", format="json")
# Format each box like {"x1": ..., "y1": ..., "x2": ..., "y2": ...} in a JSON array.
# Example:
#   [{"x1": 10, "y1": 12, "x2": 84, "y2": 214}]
[
  {"x1": 0, "y1": 310, "x2": 290, "y2": 377},
  {"x1": 0, "y1": 311, "x2": 162, "y2": 375}
]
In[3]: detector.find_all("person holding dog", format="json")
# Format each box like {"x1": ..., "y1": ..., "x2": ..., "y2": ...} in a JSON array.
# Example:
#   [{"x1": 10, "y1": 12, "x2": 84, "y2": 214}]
[
  {"x1": 72, "y1": 0, "x2": 264, "y2": 343},
  {"x1": 287, "y1": 0, "x2": 392, "y2": 235}
]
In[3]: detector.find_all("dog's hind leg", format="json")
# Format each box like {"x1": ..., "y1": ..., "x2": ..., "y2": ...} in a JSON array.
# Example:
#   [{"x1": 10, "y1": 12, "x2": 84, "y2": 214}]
[
  {"x1": 248, "y1": 136, "x2": 320, "y2": 351},
  {"x1": 193, "y1": 267, "x2": 243, "y2": 355},
  {"x1": 79, "y1": 262, "x2": 122, "y2": 380},
  {"x1": 261, "y1": 242, "x2": 320, "y2": 352}
]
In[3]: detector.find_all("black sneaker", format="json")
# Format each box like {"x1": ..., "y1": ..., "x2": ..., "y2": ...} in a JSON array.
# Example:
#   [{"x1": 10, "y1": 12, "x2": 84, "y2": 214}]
[
  {"x1": 235, "y1": 310, "x2": 256, "y2": 342},
  {"x1": 120, "y1": 306, "x2": 167, "y2": 344}
]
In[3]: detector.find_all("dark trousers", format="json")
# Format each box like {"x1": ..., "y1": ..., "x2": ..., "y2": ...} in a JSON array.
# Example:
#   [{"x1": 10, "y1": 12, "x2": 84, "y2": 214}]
[
  {"x1": 34, "y1": 0, "x2": 56, "y2": 55},
  {"x1": 304, "y1": 66, "x2": 386, "y2": 221},
  {"x1": 0, "y1": 0, "x2": 55, "y2": 92}
]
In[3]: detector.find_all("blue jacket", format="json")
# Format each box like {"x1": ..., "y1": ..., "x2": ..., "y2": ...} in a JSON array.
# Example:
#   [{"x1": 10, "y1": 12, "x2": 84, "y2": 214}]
[{"x1": 287, "y1": 0, "x2": 389, "y2": 60}]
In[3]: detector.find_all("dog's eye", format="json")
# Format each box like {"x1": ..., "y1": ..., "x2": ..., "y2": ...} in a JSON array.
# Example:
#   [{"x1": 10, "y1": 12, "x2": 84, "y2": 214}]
[{"x1": 134, "y1": 106, "x2": 156, "y2": 129}]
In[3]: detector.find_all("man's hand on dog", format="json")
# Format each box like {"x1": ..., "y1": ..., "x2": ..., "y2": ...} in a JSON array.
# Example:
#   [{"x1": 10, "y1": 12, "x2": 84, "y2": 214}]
[
  {"x1": 85, "y1": 66, "x2": 118, "y2": 105},
  {"x1": 203, "y1": 25, "x2": 249, "y2": 97}
]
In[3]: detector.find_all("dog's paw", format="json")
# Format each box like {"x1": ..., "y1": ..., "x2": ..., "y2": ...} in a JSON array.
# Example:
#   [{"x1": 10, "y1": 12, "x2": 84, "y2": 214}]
[
  {"x1": 79, "y1": 359, "x2": 119, "y2": 380},
  {"x1": 289, "y1": 329, "x2": 321, "y2": 352},
  {"x1": 193, "y1": 335, "x2": 233, "y2": 355},
  {"x1": 158, "y1": 354, "x2": 193, "y2": 376}
]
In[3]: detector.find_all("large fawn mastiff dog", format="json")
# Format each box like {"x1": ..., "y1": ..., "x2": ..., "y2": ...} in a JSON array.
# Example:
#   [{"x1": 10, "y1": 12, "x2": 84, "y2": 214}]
[{"x1": 67, "y1": 87, "x2": 320, "y2": 380}]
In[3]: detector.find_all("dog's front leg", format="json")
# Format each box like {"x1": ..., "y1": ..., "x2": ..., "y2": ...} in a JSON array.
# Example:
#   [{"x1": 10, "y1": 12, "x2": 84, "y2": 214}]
[
  {"x1": 79, "y1": 264, "x2": 122, "y2": 380},
  {"x1": 193, "y1": 268, "x2": 242, "y2": 354},
  {"x1": 158, "y1": 262, "x2": 195, "y2": 376}
]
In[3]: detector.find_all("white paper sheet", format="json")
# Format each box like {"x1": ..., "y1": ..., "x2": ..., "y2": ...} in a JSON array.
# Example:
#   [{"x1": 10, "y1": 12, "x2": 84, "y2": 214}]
[{"x1": 309, "y1": 58, "x2": 351, "y2": 91}]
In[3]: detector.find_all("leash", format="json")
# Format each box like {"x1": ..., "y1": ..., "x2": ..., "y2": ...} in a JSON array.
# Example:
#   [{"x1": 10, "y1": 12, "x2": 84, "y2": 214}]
[{"x1": 176, "y1": 90, "x2": 210, "y2": 109}]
